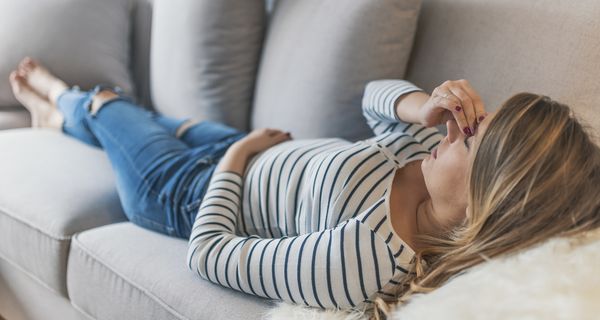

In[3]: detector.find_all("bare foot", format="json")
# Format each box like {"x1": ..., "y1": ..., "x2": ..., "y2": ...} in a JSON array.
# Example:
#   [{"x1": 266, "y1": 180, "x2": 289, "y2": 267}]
[
  {"x1": 10, "y1": 71, "x2": 63, "y2": 129},
  {"x1": 18, "y1": 57, "x2": 68, "y2": 104}
]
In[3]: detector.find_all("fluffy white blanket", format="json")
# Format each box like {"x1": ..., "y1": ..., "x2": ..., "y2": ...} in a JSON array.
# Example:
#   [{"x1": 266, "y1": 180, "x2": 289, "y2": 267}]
[{"x1": 266, "y1": 229, "x2": 600, "y2": 320}]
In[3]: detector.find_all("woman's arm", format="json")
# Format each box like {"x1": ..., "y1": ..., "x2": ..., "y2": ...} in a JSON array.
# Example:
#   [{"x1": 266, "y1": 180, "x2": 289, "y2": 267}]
[
  {"x1": 187, "y1": 180, "x2": 399, "y2": 309},
  {"x1": 214, "y1": 128, "x2": 292, "y2": 176},
  {"x1": 394, "y1": 90, "x2": 430, "y2": 125},
  {"x1": 362, "y1": 79, "x2": 486, "y2": 137},
  {"x1": 187, "y1": 128, "x2": 404, "y2": 308},
  {"x1": 213, "y1": 143, "x2": 252, "y2": 176},
  {"x1": 361, "y1": 80, "x2": 444, "y2": 150}
]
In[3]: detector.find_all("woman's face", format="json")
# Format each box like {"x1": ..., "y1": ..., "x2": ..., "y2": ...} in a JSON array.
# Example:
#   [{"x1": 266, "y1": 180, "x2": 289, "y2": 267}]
[{"x1": 421, "y1": 113, "x2": 494, "y2": 222}]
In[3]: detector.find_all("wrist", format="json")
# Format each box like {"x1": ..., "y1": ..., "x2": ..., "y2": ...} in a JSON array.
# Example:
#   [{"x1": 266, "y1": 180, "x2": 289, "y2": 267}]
[
  {"x1": 227, "y1": 143, "x2": 256, "y2": 162},
  {"x1": 394, "y1": 91, "x2": 430, "y2": 124}
]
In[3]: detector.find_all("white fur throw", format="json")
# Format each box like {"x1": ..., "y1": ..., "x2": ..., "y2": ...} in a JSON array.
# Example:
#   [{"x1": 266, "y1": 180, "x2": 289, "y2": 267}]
[{"x1": 267, "y1": 229, "x2": 600, "y2": 320}]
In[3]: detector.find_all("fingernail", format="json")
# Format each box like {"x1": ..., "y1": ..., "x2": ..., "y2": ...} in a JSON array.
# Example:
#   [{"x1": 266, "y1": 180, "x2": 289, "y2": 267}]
[
  {"x1": 455, "y1": 106, "x2": 462, "y2": 112},
  {"x1": 463, "y1": 127, "x2": 472, "y2": 136},
  {"x1": 478, "y1": 115, "x2": 485, "y2": 122}
]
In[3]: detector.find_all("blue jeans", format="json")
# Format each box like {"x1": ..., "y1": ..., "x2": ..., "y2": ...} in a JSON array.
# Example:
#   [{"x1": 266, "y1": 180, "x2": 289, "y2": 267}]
[{"x1": 57, "y1": 86, "x2": 247, "y2": 238}]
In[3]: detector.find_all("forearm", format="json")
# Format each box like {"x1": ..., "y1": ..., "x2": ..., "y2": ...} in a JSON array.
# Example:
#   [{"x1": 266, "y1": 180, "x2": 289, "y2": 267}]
[
  {"x1": 394, "y1": 91, "x2": 430, "y2": 124},
  {"x1": 214, "y1": 143, "x2": 252, "y2": 176}
]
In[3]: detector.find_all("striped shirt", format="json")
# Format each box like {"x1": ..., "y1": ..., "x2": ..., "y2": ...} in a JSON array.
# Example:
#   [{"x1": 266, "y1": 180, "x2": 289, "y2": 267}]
[{"x1": 187, "y1": 80, "x2": 444, "y2": 310}]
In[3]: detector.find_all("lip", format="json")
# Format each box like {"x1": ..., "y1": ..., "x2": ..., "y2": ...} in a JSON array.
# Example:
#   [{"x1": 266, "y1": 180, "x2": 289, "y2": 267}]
[{"x1": 432, "y1": 148, "x2": 438, "y2": 159}]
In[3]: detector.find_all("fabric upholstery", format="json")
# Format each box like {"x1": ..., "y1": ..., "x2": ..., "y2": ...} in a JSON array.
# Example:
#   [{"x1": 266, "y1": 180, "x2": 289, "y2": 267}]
[
  {"x1": 251, "y1": 0, "x2": 421, "y2": 141},
  {"x1": 67, "y1": 222, "x2": 274, "y2": 320},
  {"x1": 0, "y1": 258, "x2": 82, "y2": 320},
  {"x1": 150, "y1": 0, "x2": 266, "y2": 131},
  {"x1": 0, "y1": 129, "x2": 126, "y2": 296},
  {"x1": 0, "y1": 0, "x2": 133, "y2": 108},
  {"x1": 406, "y1": 0, "x2": 600, "y2": 141},
  {"x1": 0, "y1": 107, "x2": 30, "y2": 130},
  {"x1": 131, "y1": 0, "x2": 155, "y2": 107}
]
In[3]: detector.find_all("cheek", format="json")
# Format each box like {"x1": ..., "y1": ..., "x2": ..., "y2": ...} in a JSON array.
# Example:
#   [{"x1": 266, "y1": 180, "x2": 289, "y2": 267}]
[{"x1": 422, "y1": 150, "x2": 469, "y2": 192}]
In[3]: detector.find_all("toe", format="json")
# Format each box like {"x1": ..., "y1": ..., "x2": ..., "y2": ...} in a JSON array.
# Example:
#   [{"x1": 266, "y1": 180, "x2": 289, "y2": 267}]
[
  {"x1": 9, "y1": 71, "x2": 21, "y2": 92},
  {"x1": 21, "y1": 57, "x2": 36, "y2": 71},
  {"x1": 9, "y1": 70, "x2": 17, "y2": 82}
]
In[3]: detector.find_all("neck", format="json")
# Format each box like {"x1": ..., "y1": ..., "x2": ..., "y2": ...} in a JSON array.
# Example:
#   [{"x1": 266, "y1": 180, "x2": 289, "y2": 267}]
[{"x1": 415, "y1": 198, "x2": 449, "y2": 242}]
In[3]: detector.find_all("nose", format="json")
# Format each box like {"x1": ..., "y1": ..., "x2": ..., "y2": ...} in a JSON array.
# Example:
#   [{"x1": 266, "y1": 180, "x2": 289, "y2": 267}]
[{"x1": 445, "y1": 120, "x2": 461, "y2": 142}]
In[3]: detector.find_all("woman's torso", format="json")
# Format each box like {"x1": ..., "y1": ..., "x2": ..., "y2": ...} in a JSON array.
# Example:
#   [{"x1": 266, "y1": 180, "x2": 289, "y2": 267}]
[{"x1": 236, "y1": 133, "x2": 432, "y2": 241}]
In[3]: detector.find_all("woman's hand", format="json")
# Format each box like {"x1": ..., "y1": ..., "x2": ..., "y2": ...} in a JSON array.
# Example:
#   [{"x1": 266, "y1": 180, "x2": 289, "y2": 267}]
[
  {"x1": 418, "y1": 79, "x2": 486, "y2": 136},
  {"x1": 231, "y1": 128, "x2": 292, "y2": 156}
]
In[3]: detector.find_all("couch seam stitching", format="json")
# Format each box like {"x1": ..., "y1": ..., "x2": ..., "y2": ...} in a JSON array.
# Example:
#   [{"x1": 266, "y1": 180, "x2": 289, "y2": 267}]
[{"x1": 69, "y1": 299, "x2": 98, "y2": 320}]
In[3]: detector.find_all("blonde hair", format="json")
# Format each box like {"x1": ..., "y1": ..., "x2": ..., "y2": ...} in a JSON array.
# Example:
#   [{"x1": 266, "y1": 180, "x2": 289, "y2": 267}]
[{"x1": 372, "y1": 93, "x2": 600, "y2": 319}]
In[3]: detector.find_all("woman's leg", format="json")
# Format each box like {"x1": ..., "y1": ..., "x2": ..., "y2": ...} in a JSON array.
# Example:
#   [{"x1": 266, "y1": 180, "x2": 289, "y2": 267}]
[
  {"x1": 11, "y1": 58, "x2": 212, "y2": 238},
  {"x1": 12, "y1": 58, "x2": 248, "y2": 238},
  {"x1": 80, "y1": 92, "x2": 247, "y2": 237},
  {"x1": 14, "y1": 57, "x2": 246, "y2": 150},
  {"x1": 58, "y1": 87, "x2": 244, "y2": 150},
  {"x1": 59, "y1": 88, "x2": 198, "y2": 237}
]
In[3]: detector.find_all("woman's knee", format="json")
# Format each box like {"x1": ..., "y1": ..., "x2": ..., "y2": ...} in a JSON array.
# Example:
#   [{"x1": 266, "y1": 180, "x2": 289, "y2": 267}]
[{"x1": 90, "y1": 90, "x2": 120, "y2": 115}]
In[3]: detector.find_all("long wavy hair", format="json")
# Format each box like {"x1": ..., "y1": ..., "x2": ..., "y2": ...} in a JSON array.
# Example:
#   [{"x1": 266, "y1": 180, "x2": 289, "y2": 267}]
[{"x1": 372, "y1": 93, "x2": 600, "y2": 319}]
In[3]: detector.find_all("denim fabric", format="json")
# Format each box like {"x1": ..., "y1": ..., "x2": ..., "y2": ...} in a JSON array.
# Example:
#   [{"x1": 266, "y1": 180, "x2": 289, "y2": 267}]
[{"x1": 56, "y1": 86, "x2": 247, "y2": 238}]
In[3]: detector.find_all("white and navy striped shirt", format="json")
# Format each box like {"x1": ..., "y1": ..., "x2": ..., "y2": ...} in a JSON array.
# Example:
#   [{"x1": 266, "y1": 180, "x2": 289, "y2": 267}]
[{"x1": 187, "y1": 80, "x2": 444, "y2": 310}]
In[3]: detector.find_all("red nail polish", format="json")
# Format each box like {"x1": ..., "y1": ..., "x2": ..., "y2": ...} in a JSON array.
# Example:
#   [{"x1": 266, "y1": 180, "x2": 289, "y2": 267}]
[
  {"x1": 464, "y1": 127, "x2": 472, "y2": 136},
  {"x1": 455, "y1": 106, "x2": 462, "y2": 112},
  {"x1": 478, "y1": 115, "x2": 485, "y2": 122}
]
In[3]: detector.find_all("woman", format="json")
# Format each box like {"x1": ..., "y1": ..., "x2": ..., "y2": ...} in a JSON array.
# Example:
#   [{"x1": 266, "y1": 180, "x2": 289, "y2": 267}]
[
  {"x1": 370, "y1": 92, "x2": 600, "y2": 318},
  {"x1": 10, "y1": 58, "x2": 599, "y2": 314}
]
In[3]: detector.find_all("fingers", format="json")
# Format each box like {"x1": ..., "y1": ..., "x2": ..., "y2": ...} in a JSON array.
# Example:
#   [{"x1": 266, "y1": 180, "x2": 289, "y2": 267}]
[
  {"x1": 459, "y1": 80, "x2": 487, "y2": 131},
  {"x1": 259, "y1": 128, "x2": 293, "y2": 144},
  {"x1": 447, "y1": 83, "x2": 476, "y2": 136},
  {"x1": 263, "y1": 128, "x2": 291, "y2": 138},
  {"x1": 434, "y1": 83, "x2": 469, "y2": 134},
  {"x1": 437, "y1": 79, "x2": 485, "y2": 136}
]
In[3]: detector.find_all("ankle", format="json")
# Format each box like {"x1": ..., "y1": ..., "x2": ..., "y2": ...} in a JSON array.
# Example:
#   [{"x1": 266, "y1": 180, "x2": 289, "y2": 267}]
[
  {"x1": 48, "y1": 82, "x2": 69, "y2": 105},
  {"x1": 47, "y1": 111, "x2": 65, "y2": 131}
]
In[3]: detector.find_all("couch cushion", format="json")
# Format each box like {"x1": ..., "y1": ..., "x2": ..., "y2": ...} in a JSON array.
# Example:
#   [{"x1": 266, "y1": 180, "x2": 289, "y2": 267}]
[
  {"x1": 131, "y1": 0, "x2": 154, "y2": 107},
  {"x1": 0, "y1": 129, "x2": 126, "y2": 296},
  {"x1": 406, "y1": 0, "x2": 600, "y2": 139},
  {"x1": 0, "y1": 107, "x2": 30, "y2": 130},
  {"x1": 67, "y1": 222, "x2": 274, "y2": 320},
  {"x1": 251, "y1": 0, "x2": 421, "y2": 141},
  {"x1": 150, "y1": 0, "x2": 265, "y2": 131},
  {"x1": 0, "y1": 0, "x2": 133, "y2": 108}
]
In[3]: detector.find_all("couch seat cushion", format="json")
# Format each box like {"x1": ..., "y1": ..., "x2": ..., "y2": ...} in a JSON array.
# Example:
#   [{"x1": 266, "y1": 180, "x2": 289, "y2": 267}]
[
  {"x1": 0, "y1": 129, "x2": 126, "y2": 296},
  {"x1": 67, "y1": 222, "x2": 274, "y2": 320}
]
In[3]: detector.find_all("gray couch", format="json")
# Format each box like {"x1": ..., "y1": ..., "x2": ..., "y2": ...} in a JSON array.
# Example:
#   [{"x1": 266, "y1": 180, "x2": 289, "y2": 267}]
[{"x1": 1, "y1": 0, "x2": 599, "y2": 319}]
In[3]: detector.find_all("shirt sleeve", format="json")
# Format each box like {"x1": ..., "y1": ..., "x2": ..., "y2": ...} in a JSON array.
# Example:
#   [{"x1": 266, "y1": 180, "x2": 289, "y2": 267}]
[
  {"x1": 187, "y1": 171, "x2": 401, "y2": 309},
  {"x1": 361, "y1": 80, "x2": 444, "y2": 151}
]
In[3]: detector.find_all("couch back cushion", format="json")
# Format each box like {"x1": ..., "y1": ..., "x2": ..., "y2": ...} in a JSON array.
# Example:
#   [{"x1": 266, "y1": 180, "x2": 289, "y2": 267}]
[
  {"x1": 406, "y1": 0, "x2": 600, "y2": 140},
  {"x1": 252, "y1": 0, "x2": 421, "y2": 141},
  {"x1": 150, "y1": 0, "x2": 265, "y2": 131},
  {"x1": 131, "y1": 0, "x2": 154, "y2": 107},
  {"x1": 0, "y1": 0, "x2": 133, "y2": 108}
]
